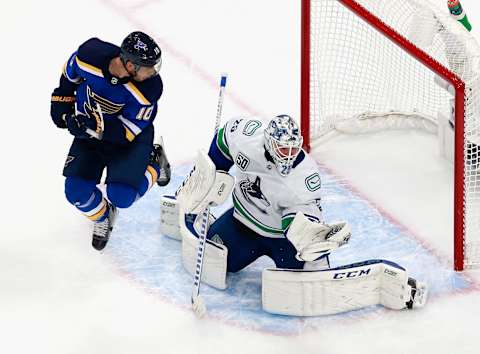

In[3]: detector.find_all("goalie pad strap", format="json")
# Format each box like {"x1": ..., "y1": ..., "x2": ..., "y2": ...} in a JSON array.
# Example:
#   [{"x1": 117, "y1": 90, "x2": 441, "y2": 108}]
[{"x1": 262, "y1": 259, "x2": 412, "y2": 316}]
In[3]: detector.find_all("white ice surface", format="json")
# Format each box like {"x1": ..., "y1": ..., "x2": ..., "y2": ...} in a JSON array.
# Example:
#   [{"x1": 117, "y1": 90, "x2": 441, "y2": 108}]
[{"x1": 1, "y1": 0, "x2": 480, "y2": 353}]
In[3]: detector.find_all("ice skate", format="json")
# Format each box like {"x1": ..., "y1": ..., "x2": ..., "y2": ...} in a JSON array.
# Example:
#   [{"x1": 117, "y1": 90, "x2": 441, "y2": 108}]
[
  {"x1": 92, "y1": 203, "x2": 118, "y2": 251},
  {"x1": 406, "y1": 277, "x2": 428, "y2": 309},
  {"x1": 151, "y1": 136, "x2": 171, "y2": 187}
]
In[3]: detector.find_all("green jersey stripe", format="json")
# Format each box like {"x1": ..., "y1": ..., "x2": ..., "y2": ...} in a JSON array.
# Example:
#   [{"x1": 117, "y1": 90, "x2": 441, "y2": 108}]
[
  {"x1": 216, "y1": 127, "x2": 233, "y2": 161},
  {"x1": 281, "y1": 216, "x2": 295, "y2": 230}
]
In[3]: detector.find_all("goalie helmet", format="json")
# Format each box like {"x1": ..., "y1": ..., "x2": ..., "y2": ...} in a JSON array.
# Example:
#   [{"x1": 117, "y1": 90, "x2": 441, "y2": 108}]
[
  {"x1": 120, "y1": 31, "x2": 162, "y2": 73},
  {"x1": 264, "y1": 114, "x2": 303, "y2": 176}
]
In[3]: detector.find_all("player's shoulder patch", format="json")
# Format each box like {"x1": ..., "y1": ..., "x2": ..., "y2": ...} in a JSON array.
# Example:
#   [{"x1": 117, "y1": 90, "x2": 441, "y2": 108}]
[
  {"x1": 287, "y1": 153, "x2": 323, "y2": 196},
  {"x1": 235, "y1": 151, "x2": 251, "y2": 171},
  {"x1": 76, "y1": 38, "x2": 120, "y2": 77},
  {"x1": 124, "y1": 75, "x2": 163, "y2": 105},
  {"x1": 305, "y1": 172, "x2": 321, "y2": 192},
  {"x1": 221, "y1": 116, "x2": 268, "y2": 167},
  {"x1": 225, "y1": 116, "x2": 266, "y2": 140},
  {"x1": 241, "y1": 119, "x2": 263, "y2": 136}
]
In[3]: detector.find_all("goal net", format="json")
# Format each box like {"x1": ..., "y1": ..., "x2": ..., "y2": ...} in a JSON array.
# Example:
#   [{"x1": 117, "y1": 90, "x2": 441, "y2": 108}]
[{"x1": 301, "y1": 0, "x2": 480, "y2": 270}]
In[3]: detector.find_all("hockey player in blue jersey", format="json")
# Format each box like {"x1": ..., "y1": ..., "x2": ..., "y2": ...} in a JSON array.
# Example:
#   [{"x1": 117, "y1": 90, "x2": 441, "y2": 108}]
[{"x1": 50, "y1": 31, "x2": 171, "y2": 251}]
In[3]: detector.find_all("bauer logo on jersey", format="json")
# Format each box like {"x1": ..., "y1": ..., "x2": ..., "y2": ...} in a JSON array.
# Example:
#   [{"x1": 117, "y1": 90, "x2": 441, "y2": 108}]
[
  {"x1": 305, "y1": 173, "x2": 321, "y2": 192},
  {"x1": 236, "y1": 152, "x2": 250, "y2": 171}
]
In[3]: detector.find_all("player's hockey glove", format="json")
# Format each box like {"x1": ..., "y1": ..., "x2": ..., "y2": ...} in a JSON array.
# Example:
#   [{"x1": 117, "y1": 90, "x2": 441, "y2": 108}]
[
  {"x1": 50, "y1": 91, "x2": 75, "y2": 129},
  {"x1": 65, "y1": 103, "x2": 102, "y2": 139},
  {"x1": 65, "y1": 113, "x2": 93, "y2": 138}
]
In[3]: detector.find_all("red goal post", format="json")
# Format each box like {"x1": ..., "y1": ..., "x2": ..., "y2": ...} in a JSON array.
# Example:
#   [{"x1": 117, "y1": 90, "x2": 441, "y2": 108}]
[{"x1": 301, "y1": 0, "x2": 480, "y2": 270}]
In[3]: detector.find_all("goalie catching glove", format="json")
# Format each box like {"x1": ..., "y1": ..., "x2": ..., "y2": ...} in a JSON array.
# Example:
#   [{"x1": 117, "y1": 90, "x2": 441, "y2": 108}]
[{"x1": 286, "y1": 212, "x2": 351, "y2": 262}]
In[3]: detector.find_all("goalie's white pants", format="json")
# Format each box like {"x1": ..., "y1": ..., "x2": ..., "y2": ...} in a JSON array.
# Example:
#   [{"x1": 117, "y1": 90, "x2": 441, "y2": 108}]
[{"x1": 262, "y1": 259, "x2": 427, "y2": 316}]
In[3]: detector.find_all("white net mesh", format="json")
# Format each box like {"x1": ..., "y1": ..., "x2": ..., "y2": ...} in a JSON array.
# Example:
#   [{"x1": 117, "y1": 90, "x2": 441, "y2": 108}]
[{"x1": 306, "y1": 0, "x2": 480, "y2": 269}]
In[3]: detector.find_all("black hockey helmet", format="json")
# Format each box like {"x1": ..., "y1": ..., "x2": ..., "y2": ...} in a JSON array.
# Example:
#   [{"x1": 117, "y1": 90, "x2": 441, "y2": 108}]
[{"x1": 120, "y1": 31, "x2": 162, "y2": 72}]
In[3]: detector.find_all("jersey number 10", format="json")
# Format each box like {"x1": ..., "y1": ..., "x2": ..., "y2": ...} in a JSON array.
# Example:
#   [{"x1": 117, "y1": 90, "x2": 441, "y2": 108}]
[{"x1": 136, "y1": 106, "x2": 154, "y2": 121}]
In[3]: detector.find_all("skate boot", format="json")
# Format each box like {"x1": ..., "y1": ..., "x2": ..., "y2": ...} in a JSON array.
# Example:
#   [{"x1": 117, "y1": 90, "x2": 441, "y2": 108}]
[
  {"x1": 151, "y1": 136, "x2": 171, "y2": 187},
  {"x1": 92, "y1": 203, "x2": 118, "y2": 251},
  {"x1": 406, "y1": 277, "x2": 428, "y2": 309}
]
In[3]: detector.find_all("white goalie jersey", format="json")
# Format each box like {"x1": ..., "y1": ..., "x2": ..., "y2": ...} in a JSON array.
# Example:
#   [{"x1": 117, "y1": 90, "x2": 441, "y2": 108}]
[{"x1": 213, "y1": 117, "x2": 324, "y2": 238}]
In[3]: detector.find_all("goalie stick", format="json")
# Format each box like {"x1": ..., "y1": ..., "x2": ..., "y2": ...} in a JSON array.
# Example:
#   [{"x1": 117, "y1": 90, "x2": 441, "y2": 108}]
[{"x1": 191, "y1": 73, "x2": 228, "y2": 317}]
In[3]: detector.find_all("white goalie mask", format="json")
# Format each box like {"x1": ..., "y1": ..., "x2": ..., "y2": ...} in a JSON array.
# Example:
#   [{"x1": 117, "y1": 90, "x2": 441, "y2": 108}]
[{"x1": 264, "y1": 115, "x2": 303, "y2": 176}]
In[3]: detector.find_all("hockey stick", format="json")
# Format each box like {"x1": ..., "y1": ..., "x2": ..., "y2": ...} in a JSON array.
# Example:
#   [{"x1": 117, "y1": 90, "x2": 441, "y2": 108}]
[{"x1": 191, "y1": 73, "x2": 228, "y2": 317}]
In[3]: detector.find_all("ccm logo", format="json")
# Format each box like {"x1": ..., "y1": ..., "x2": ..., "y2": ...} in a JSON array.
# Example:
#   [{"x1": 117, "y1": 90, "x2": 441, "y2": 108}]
[
  {"x1": 162, "y1": 201, "x2": 176, "y2": 208},
  {"x1": 333, "y1": 268, "x2": 371, "y2": 279}
]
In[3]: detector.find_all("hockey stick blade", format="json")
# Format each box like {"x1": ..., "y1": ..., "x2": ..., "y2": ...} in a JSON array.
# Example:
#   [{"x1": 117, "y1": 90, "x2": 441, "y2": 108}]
[{"x1": 191, "y1": 295, "x2": 207, "y2": 318}]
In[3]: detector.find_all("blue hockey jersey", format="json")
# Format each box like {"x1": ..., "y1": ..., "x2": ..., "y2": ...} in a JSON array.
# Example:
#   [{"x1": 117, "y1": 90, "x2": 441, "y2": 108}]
[{"x1": 61, "y1": 37, "x2": 163, "y2": 144}]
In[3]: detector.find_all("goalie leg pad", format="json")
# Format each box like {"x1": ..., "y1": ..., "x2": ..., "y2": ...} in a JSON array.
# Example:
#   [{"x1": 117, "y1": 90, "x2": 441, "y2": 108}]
[
  {"x1": 159, "y1": 195, "x2": 182, "y2": 240},
  {"x1": 159, "y1": 196, "x2": 216, "y2": 240},
  {"x1": 262, "y1": 259, "x2": 427, "y2": 316},
  {"x1": 180, "y1": 215, "x2": 228, "y2": 290}
]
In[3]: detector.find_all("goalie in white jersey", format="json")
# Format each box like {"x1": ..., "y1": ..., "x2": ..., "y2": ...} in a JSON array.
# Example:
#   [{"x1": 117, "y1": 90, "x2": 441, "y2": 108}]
[
  {"x1": 163, "y1": 114, "x2": 428, "y2": 316},
  {"x1": 205, "y1": 114, "x2": 330, "y2": 271}
]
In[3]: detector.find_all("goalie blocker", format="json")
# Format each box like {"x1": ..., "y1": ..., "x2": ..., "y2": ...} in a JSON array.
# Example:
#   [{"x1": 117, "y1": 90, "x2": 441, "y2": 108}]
[{"x1": 159, "y1": 150, "x2": 230, "y2": 240}]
